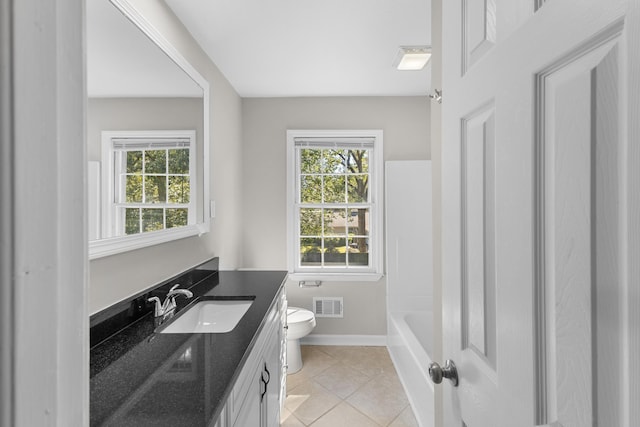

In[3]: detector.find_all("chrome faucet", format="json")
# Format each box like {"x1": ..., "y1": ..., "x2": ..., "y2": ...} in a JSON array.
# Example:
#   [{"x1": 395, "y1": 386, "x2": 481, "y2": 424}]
[{"x1": 148, "y1": 284, "x2": 194, "y2": 320}]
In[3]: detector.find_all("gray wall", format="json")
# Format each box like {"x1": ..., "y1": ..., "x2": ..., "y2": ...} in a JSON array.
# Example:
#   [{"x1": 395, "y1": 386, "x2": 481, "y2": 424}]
[
  {"x1": 241, "y1": 96, "x2": 430, "y2": 336},
  {"x1": 87, "y1": 98, "x2": 203, "y2": 162},
  {"x1": 89, "y1": 1, "x2": 243, "y2": 315}
]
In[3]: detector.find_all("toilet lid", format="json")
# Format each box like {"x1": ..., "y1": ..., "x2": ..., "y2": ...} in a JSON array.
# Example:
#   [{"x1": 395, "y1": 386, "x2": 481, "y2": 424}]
[{"x1": 287, "y1": 307, "x2": 314, "y2": 323}]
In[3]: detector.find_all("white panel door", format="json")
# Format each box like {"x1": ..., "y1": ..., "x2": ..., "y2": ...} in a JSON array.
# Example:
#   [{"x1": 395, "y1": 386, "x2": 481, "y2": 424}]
[{"x1": 440, "y1": 0, "x2": 640, "y2": 426}]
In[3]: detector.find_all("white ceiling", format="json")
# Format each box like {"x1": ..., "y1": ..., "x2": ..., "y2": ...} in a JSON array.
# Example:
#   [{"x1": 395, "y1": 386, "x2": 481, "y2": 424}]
[{"x1": 165, "y1": 0, "x2": 431, "y2": 98}]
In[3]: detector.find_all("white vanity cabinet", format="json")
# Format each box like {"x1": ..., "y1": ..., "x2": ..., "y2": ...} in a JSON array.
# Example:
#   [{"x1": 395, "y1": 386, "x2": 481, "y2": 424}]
[{"x1": 218, "y1": 288, "x2": 286, "y2": 427}]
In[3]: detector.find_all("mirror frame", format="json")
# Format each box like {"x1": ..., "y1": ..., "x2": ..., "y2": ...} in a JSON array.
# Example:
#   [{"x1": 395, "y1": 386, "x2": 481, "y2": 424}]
[{"x1": 89, "y1": 0, "x2": 210, "y2": 259}]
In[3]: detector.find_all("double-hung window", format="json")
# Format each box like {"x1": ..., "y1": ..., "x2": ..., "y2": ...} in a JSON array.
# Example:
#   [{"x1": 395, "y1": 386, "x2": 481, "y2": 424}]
[
  {"x1": 101, "y1": 130, "x2": 196, "y2": 238},
  {"x1": 286, "y1": 130, "x2": 383, "y2": 281}
]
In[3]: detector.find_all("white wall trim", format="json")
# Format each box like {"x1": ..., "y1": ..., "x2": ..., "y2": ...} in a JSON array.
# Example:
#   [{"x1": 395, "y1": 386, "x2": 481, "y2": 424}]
[
  {"x1": 301, "y1": 334, "x2": 387, "y2": 346},
  {"x1": 0, "y1": 0, "x2": 15, "y2": 424},
  {"x1": 9, "y1": 0, "x2": 87, "y2": 425}
]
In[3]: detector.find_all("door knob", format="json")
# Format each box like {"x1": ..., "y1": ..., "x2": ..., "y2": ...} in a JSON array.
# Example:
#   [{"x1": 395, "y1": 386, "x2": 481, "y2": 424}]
[{"x1": 428, "y1": 359, "x2": 459, "y2": 386}]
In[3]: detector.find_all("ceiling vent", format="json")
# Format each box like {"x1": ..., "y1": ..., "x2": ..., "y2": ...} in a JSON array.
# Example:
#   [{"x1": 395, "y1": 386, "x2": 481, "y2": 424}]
[{"x1": 313, "y1": 297, "x2": 343, "y2": 318}]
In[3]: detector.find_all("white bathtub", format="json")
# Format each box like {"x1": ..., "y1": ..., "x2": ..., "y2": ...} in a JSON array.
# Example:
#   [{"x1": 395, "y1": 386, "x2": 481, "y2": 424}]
[{"x1": 387, "y1": 311, "x2": 434, "y2": 427}]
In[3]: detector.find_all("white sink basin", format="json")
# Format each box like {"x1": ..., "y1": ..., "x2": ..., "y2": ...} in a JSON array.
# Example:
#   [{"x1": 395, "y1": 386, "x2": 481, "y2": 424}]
[{"x1": 160, "y1": 299, "x2": 253, "y2": 334}]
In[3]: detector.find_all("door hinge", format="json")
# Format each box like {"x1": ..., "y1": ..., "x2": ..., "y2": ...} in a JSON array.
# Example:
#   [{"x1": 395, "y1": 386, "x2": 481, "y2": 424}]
[{"x1": 429, "y1": 89, "x2": 442, "y2": 104}]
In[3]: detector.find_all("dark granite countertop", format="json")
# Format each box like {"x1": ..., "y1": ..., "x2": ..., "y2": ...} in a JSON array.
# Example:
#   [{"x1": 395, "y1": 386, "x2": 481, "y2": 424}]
[{"x1": 90, "y1": 262, "x2": 287, "y2": 427}]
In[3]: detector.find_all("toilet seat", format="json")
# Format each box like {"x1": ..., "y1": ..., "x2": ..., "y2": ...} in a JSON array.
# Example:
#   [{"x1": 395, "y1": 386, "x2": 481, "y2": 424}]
[
  {"x1": 286, "y1": 307, "x2": 316, "y2": 340},
  {"x1": 287, "y1": 307, "x2": 314, "y2": 323}
]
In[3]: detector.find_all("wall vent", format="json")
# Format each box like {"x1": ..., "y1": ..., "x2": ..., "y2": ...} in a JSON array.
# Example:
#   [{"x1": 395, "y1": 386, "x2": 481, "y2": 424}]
[{"x1": 313, "y1": 297, "x2": 343, "y2": 318}]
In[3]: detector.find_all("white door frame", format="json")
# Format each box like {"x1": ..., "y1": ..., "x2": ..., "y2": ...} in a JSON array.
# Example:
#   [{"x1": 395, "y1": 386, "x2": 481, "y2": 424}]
[
  {"x1": 0, "y1": 0, "x2": 88, "y2": 425},
  {"x1": 430, "y1": 0, "x2": 444, "y2": 426},
  {"x1": 624, "y1": 1, "x2": 640, "y2": 420}
]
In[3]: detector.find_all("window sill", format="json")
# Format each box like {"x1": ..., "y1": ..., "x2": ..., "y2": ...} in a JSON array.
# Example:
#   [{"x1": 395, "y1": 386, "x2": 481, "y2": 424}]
[
  {"x1": 89, "y1": 222, "x2": 209, "y2": 259},
  {"x1": 288, "y1": 273, "x2": 384, "y2": 283}
]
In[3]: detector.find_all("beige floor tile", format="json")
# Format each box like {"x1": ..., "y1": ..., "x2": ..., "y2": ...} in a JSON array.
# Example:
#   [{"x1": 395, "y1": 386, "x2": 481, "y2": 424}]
[
  {"x1": 309, "y1": 402, "x2": 380, "y2": 427},
  {"x1": 369, "y1": 346, "x2": 395, "y2": 364},
  {"x1": 346, "y1": 372, "x2": 409, "y2": 426},
  {"x1": 298, "y1": 345, "x2": 340, "y2": 377},
  {"x1": 312, "y1": 362, "x2": 372, "y2": 399},
  {"x1": 280, "y1": 407, "x2": 307, "y2": 427},
  {"x1": 312, "y1": 345, "x2": 363, "y2": 359},
  {"x1": 286, "y1": 369, "x2": 314, "y2": 391},
  {"x1": 282, "y1": 417, "x2": 306, "y2": 427},
  {"x1": 286, "y1": 346, "x2": 416, "y2": 427},
  {"x1": 335, "y1": 346, "x2": 396, "y2": 377},
  {"x1": 388, "y1": 405, "x2": 419, "y2": 427},
  {"x1": 285, "y1": 380, "x2": 341, "y2": 425},
  {"x1": 310, "y1": 345, "x2": 348, "y2": 358}
]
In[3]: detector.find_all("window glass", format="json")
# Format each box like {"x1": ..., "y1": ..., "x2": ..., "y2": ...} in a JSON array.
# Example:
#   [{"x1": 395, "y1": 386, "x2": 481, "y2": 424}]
[
  {"x1": 105, "y1": 134, "x2": 194, "y2": 237},
  {"x1": 289, "y1": 132, "x2": 381, "y2": 276}
]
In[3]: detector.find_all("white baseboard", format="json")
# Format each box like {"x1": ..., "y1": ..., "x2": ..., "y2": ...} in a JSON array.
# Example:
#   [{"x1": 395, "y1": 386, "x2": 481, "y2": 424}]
[{"x1": 300, "y1": 334, "x2": 387, "y2": 346}]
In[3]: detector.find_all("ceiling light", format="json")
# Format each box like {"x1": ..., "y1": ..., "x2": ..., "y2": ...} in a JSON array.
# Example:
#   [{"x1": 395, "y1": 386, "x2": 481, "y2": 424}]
[{"x1": 394, "y1": 46, "x2": 431, "y2": 71}]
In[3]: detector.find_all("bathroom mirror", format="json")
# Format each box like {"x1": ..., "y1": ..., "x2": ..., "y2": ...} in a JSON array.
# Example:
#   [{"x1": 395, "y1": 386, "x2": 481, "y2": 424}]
[{"x1": 87, "y1": 0, "x2": 210, "y2": 259}]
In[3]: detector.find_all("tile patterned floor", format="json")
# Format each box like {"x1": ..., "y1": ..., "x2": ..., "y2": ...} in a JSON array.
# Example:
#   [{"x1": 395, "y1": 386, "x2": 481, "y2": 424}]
[{"x1": 282, "y1": 345, "x2": 419, "y2": 427}]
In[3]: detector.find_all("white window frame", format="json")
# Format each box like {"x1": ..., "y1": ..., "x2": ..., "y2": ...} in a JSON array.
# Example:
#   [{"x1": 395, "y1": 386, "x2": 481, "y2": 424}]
[
  {"x1": 286, "y1": 130, "x2": 384, "y2": 282},
  {"x1": 100, "y1": 129, "x2": 198, "y2": 243}
]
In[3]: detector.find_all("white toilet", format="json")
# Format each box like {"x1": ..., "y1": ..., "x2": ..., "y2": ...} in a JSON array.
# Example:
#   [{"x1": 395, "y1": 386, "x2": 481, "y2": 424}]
[{"x1": 286, "y1": 307, "x2": 316, "y2": 374}]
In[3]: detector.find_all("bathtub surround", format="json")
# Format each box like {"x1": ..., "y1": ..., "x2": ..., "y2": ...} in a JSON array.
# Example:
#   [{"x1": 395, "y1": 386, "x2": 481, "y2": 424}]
[
  {"x1": 385, "y1": 161, "x2": 434, "y2": 427},
  {"x1": 385, "y1": 161, "x2": 433, "y2": 314}
]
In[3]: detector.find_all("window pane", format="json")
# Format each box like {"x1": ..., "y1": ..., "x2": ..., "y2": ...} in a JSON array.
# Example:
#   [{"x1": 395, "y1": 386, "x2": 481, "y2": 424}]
[
  {"x1": 127, "y1": 151, "x2": 143, "y2": 174},
  {"x1": 300, "y1": 208, "x2": 322, "y2": 236},
  {"x1": 300, "y1": 175, "x2": 322, "y2": 203},
  {"x1": 168, "y1": 176, "x2": 190, "y2": 203},
  {"x1": 292, "y1": 137, "x2": 377, "y2": 273},
  {"x1": 348, "y1": 237, "x2": 369, "y2": 266},
  {"x1": 145, "y1": 150, "x2": 166, "y2": 174},
  {"x1": 322, "y1": 149, "x2": 346, "y2": 174},
  {"x1": 347, "y1": 208, "x2": 369, "y2": 236},
  {"x1": 300, "y1": 149, "x2": 322, "y2": 173},
  {"x1": 145, "y1": 176, "x2": 167, "y2": 203},
  {"x1": 168, "y1": 149, "x2": 189, "y2": 174},
  {"x1": 347, "y1": 175, "x2": 368, "y2": 203},
  {"x1": 125, "y1": 208, "x2": 140, "y2": 235},
  {"x1": 142, "y1": 208, "x2": 164, "y2": 232},
  {"x1": 166, "y1": 208, "x2": 188, "y2": 229},
  {"x1": 323, "y1": 175, "x2": 346, "y2": 203},
  {"x1": 324, "y1": 238, "x2": 347, "y2": 266},
  {"x1": 323, "y1": 208, "x2": 347, "y2": 236},
  {"x1": 125, "y1": 175, "x2": 142, "y2": 203},
  {"x1": 346, "y1": 150, "x2": 368, "y2": 173},
  {"x1": 300, "y1": 237, "x2": 322, "y2": 266}
]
